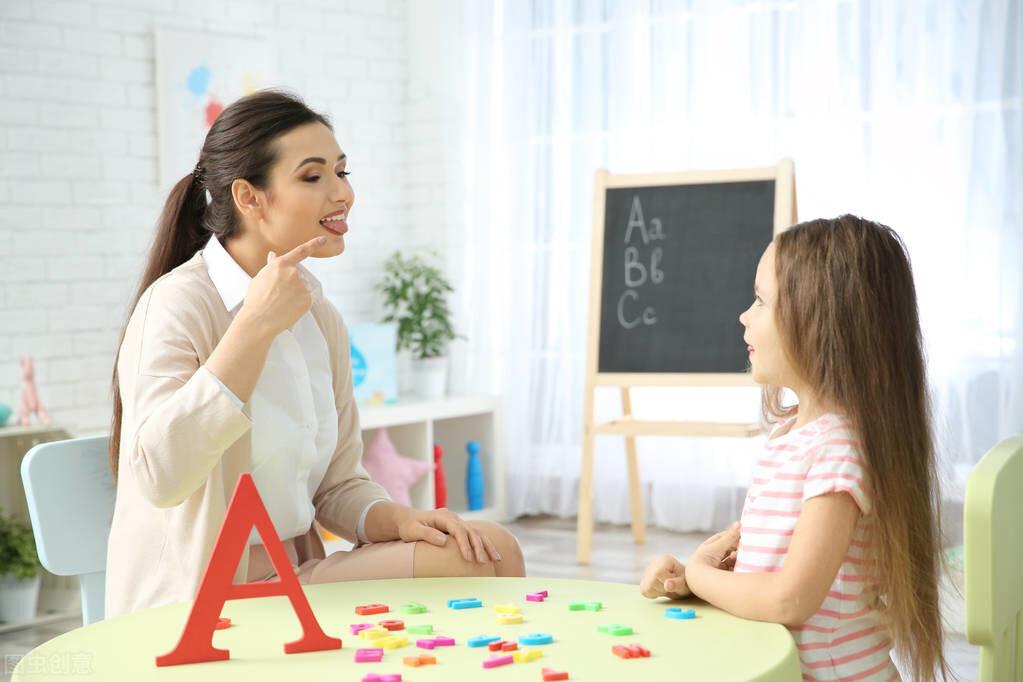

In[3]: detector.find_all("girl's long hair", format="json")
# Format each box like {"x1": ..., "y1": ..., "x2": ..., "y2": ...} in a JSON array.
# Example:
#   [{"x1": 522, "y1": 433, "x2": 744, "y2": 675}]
[
  {"x1": 109, "y1": 90, "x2": 331, "y2": 480},
  {"x1": 764, "y1": 215, "x2": 949, "y2": 682}
]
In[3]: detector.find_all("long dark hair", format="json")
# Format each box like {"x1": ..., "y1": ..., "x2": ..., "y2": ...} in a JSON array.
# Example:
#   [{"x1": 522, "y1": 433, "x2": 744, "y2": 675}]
[
  {"x1": 109, "y1": 90, "x2": 331, "y2": 480},
  {"x1": 764, "y1": 215, "x2": 949, "y2": 682}
]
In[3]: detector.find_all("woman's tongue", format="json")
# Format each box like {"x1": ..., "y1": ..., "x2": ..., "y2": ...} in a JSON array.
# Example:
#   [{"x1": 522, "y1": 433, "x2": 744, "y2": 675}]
[{"x1": 320, "y1": 217, "x2": 348, "y2": 235}]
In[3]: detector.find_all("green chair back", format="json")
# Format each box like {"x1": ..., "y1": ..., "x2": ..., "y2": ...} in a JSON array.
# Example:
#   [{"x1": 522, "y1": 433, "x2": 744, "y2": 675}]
[{"x1": 965, "y1": 435, "x2": 1023, "y2": 681}]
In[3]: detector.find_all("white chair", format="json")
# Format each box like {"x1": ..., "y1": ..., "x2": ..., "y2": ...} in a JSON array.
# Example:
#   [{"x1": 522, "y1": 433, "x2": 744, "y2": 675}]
[{"x1": 20, "y1": 435, "x2": 114, "y2": 625}]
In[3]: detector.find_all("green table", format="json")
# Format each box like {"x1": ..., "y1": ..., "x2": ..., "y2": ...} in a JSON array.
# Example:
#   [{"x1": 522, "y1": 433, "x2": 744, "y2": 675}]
[{"x1": 13, "y1": 577, "x2": 800, "y2": 681}]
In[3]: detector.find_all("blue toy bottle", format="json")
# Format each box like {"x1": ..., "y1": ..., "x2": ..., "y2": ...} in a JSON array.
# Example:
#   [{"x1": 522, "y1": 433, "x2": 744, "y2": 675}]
[{"x1": 465, "y1": 440, "x2": 485, "y2": 511}]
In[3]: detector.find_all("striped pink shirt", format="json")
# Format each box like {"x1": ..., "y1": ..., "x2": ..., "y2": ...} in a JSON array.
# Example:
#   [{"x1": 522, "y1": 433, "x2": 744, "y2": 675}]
[{"x1": 736, "y1": 413, "x2": 899, "y2": 682}]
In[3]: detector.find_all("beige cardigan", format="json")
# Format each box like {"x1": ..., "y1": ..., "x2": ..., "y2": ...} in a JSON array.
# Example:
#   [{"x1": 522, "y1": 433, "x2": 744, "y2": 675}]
[{"x1": 105, "y1": 248, "x2": 389, "y2": 618}]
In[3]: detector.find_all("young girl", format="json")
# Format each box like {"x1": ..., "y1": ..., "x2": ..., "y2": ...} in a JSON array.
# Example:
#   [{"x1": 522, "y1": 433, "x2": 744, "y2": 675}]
[
  {"x1": 106, "y1": 90, "x2": 524, "y2": 618},
  {"x1": 640, "y1": 216, "x2": 948, "y2": 682}
]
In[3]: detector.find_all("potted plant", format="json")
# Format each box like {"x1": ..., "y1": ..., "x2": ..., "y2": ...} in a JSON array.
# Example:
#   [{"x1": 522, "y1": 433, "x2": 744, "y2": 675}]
[
  {"x1": 0, "y1": 508, "x2": 41, "y2": 624},
  {"x1": 378, "y1": 252, "x2": 459, "y2": 399}
]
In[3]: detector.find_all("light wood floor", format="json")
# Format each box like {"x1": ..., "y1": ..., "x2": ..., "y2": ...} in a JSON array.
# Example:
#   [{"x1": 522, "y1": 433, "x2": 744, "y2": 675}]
[{"x1": 0, "y1": 516, "x2": 980, "y2": 681}]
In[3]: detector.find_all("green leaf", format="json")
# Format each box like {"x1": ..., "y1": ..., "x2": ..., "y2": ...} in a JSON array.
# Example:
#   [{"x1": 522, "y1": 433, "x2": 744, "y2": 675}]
[
  {"x1": 377, "y1": 251, "x2": 462, "y2": 359},
  {"x1": 0, "y1": 507, "x2": 40, "y2": 581}
]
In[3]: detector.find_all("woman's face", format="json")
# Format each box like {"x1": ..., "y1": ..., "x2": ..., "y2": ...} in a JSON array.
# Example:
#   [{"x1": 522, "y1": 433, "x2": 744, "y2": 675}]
[{"x1": 253, "y1": 121, "x2": 353, "y2": 259}]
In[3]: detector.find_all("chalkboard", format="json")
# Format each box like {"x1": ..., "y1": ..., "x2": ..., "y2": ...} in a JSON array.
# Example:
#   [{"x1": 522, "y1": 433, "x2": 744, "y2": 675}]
[{"x1": 596, "y1": 180, "x2": 777, "y2": 375}]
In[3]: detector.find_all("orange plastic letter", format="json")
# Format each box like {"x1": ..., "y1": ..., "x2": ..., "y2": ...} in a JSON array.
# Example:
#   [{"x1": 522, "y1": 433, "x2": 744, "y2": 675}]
[{"x1": 155, "y1": 473, "x2": 341, "y2": 666}]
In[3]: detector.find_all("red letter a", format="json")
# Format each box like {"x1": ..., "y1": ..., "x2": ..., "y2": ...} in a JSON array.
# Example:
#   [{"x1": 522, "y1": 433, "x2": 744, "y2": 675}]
[{"x1": 155, "y1": 473, "x2": 341, "y2": 666}]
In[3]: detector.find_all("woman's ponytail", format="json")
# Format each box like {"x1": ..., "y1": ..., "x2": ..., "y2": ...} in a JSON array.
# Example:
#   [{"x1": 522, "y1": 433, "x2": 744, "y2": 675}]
[
  {"x1": 108, "y1": 170, "x2": 209, "y2": 480},
  {"x1": 146, "y1": 171, "x2": 210, "y2": 281}
]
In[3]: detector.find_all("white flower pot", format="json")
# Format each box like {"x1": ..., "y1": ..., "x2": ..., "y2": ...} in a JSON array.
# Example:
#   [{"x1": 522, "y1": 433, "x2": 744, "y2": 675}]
[
  {"x1": 397, "y1": 349, "x2": 415, "y2": 394},
  {"x1": 0, "y1": 574, "x2": 41, "y2": 624},
  {"x1": 412, "y1": 356, "x2": 448, "y2": 399}
]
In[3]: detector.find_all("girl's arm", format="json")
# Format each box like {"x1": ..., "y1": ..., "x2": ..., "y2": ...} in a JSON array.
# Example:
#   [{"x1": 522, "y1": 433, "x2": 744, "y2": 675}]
[{"x1": 685, "y1": 492, "x2": 860, "y2": 626}]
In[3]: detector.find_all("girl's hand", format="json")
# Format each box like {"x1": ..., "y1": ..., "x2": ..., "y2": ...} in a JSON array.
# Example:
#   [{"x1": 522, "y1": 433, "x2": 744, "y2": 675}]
[
  {"x1": 395, "y1": 507, "x2": 502, "y2": 563},
  {"x1": 689, "y1": 522, "x2": 742, "y2": 570},
  {"x1": 238, "y1": 237, "x2": 326, "y2": 338},
  {"x1": 640, "y1": 554, "x2": 691, "y2": 599}
]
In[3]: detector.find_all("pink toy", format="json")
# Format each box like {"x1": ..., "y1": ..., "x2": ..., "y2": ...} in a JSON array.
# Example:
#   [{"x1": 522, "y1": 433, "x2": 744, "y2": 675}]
[
  {"x1": 355, "y1": 648, "x2": 384, "y2": 663},
  {"x1": 482, "y1": 654, "x2": 514, "y2": 669},
  {"x1": 362, "y1": 674, "x2": 401, "y2": 682},
  {"x1": 17, "y1": 354, "x2": 51, "y2": 427},
  {"x1": 362, "y1": 429, "x2": 434, "y2": 506},
  {"x1": 416, "y1": 634, "x2": 456, "y2": 649}
]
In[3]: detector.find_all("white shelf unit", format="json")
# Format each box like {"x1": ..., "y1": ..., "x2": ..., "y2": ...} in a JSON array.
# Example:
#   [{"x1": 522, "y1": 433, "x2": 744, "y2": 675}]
[
  {"x1": 0, "y1": 425, "x2": 82, "y2": 632},
  {"x1": 359, "y1": 394, "x2": 506, "y2": 523}
]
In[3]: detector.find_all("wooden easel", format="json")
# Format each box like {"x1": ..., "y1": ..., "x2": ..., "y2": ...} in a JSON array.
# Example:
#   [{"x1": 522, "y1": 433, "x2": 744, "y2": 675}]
[{"x1": 576, "y1": 160, "x2": 798, "y2": 564}]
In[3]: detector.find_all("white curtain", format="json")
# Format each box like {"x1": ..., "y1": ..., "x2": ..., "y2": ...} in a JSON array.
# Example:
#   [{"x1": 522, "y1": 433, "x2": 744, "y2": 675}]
[{"x1": 447, "y1": 0, "x2": 1022, "y2": 533}]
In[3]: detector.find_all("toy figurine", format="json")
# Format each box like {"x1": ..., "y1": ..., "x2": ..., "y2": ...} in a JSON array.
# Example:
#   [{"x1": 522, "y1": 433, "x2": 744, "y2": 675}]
[
  {"x1": 433, "y1": 444, "x2": 448, "y2": 509},
  {"x1": 465, "y1": 440, "x2": 484, "y2": 511},
  {"x1": 17, "y1": 354, "x2": 51, "y2": 427}
]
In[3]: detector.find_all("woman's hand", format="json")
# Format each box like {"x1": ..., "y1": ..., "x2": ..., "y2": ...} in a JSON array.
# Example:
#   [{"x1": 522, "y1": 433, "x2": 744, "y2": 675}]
[
  {"x1": 394, "y1": 507, "x2": 503, "y2": 564},
  {"x1": 206, "y1": 236, "x2": 327, "y2": 405},
  {"x1": 689, "y1": 522, "x2": 741, "y2": 571},
  {"x1": 640, "y1": 554, "x2": 691, "y2": 599},
  {"x1": 238, "y1": 236, "x2": 326, "y2": 339}
]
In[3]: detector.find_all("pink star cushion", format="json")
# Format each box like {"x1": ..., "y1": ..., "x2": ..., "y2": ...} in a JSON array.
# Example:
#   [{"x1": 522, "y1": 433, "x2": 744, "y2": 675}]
[{"x1": 362, "y1": 428, "x2": 434, "y2": 507}]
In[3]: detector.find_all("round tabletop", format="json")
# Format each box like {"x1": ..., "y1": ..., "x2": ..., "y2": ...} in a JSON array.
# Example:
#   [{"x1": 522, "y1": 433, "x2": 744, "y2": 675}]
[{"x1": 13, "y1": 577, "x2": 800, "y2": 681}]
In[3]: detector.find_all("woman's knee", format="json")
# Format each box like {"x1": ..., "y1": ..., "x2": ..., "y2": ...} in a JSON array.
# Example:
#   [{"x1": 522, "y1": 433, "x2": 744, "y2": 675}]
[
  {"x1": 412, "y1": 538, "x2": 496, "y2": 578},
  {"x1": 467, "y1": 521, "x2": 525, "y2": 576}
]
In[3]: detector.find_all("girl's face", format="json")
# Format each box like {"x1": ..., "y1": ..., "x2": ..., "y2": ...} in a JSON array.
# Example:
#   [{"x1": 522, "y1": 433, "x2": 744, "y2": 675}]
[
  {"x1": 252, "y1": 121, "x2": 353, "y2": 259},
  {"x1": 739, "y1": 242, "x2": 795, "y2": 387}
]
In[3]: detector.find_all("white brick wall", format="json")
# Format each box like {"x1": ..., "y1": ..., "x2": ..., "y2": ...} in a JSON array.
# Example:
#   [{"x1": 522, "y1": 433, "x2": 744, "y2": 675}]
[
  {"x1": 403, "y1": 0, "x2": 474, "y2": 393},
  {"x1": 0, "y1": 0, "x2": 418, "y2": 432}
]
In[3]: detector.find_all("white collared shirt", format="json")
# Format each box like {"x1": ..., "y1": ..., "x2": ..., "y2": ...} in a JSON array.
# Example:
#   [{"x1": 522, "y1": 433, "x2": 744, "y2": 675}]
[{"x1": 202, "y1": 236, "x2": 382, "y2": 545}]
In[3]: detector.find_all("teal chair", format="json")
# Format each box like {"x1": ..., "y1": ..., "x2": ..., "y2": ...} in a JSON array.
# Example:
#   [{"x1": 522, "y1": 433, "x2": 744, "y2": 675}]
[
  {"x1": 965, "y1": 435, "x2": 1023, "y2": 682},
  {"x1": 20, "y1": 436, "x2": 114, "y2": 625}
]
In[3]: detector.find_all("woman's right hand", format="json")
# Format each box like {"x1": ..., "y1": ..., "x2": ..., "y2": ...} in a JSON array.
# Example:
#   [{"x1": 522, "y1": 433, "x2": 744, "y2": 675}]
[
  {"x1": 238, "y1": 236, "x2": 326, "y2": 338},
  {"x1": 640, "y1": 554, "x2": 691, "y2": 600}
]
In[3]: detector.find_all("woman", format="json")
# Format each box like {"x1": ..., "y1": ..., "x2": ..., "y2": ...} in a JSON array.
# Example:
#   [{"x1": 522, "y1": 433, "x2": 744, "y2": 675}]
[{"x1": 106, "y1": 90, "x2": 524, "y2": 618}]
